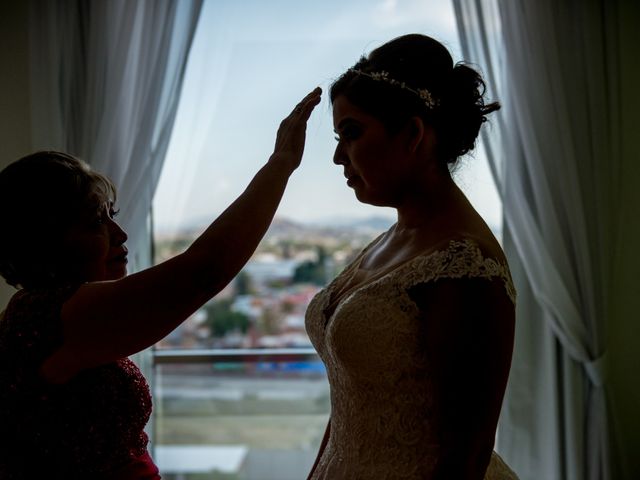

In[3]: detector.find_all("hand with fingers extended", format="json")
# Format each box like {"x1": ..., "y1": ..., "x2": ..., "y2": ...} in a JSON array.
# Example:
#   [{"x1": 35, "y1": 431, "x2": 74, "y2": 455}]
[{"x1": 270, "y1": 87, "x2": 322, "y2": 172}]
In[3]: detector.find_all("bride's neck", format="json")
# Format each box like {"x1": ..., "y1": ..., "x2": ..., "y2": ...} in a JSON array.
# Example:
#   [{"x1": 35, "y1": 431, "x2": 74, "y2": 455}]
[{"x1": 394, "y1": 174, "x2": 467, "y2": 232}]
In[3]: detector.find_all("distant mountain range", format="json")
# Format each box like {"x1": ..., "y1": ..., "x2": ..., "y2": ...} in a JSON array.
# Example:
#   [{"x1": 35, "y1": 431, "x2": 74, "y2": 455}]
[
  {"x1": 266, "y1": 216, "x2": 394, "y2": 238},
  {"x1": 155, "y1": 214, "x2": 396, "y2": 239},
  {"x1": 155, "y1": 214, "x2": 501, "y2": 241},
  {"x1": 305, "y1": 215, "x2": 395, "y2": 230}
]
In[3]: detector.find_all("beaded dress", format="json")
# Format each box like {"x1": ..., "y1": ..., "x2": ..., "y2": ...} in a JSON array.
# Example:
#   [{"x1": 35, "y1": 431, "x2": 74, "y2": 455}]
[
  {"x1": 305, "y1": 236, "x2": 519, "y2": 479},
  {"x1": 0, "y1": 286, "x2": 157, "y2": 479}
]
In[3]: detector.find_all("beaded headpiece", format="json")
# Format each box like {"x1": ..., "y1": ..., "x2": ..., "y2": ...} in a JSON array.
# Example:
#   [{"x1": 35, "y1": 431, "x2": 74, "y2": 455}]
[{"x1": 349, "y1": 68, "x2": 440, "y2": 110}]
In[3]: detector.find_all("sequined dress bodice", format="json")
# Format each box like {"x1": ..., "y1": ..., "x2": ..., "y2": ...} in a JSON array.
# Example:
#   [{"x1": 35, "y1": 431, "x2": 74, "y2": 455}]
[
  {"x1": 0, "y1": 287, "x2": 153, "y2": 479},
  {"x1": 305, "y1": 238, "x2": 519, "y2": 479}
]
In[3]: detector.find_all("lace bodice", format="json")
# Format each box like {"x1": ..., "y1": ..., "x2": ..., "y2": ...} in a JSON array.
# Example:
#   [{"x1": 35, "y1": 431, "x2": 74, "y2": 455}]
[{"x1": 305, "y1": 238, "x2": 519, "y2": 479}]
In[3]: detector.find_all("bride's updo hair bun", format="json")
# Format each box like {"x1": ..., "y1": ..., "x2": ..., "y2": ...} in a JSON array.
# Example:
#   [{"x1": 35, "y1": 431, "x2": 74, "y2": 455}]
[
  {"x1": 439, "y1": 63, "x2": 500, "y2": 161},
  {"x1": 330, "y1": 34, "x2": 500, "y2": 166}
]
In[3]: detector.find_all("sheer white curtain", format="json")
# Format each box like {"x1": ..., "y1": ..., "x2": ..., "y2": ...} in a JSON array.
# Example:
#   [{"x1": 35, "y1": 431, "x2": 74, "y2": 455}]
[
  {"x1": 453, "y1": 1, "x2": 620, "y2": 479},
  {"x1": 29, "y1": 0, "x2": 203, "y2": 271}
]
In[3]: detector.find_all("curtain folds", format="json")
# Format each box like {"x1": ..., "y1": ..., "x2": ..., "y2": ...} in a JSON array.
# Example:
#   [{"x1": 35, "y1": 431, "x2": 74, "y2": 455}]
[
  {"x1": 453, "y1": 1, "x2": 620, "y2": 479},
  {"x1": 29, "y1": 0, "x2": 203, "y2": 271},
  {"x1": 28, "y1": 0, "x2": 203, "y2": 446}
]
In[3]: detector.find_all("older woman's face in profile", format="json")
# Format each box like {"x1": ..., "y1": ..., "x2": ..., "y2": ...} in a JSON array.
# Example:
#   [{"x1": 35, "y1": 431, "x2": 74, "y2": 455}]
[{"x1": 61, "y1": 187, "x2": 129, "y2": 283}]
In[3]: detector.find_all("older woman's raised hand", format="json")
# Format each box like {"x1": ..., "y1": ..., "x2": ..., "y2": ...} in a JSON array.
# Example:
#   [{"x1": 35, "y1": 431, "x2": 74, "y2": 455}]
[{"x1": 271, "y1": 87, "x2": 322, "y2": 172}]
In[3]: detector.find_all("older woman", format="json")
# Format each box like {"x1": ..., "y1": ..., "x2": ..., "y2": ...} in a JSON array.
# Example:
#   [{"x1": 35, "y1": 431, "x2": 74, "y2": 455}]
[
  {"x1": 0, "y1": 88, "x2": 321, "y2": 479},
  {"x1": 304, "y1": 35, "x2": 518, "y2": 479}
]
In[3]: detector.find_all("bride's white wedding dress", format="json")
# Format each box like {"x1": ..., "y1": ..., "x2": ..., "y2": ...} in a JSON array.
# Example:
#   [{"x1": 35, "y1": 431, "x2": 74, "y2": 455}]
[{"x1": 305, "y1": 237, "x2": 519, "y2": 479}]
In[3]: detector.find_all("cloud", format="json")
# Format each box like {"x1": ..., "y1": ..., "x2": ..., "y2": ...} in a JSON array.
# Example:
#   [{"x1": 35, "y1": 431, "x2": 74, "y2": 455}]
[{"x1": 371, "y1": 0, "x2": 457, "y2": 34}]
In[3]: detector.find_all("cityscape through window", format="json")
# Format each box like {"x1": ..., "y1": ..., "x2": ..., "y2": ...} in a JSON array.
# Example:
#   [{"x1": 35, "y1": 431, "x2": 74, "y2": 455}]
[{"x1": 151, "y1": 1, "x2": 502, "y2": 478}]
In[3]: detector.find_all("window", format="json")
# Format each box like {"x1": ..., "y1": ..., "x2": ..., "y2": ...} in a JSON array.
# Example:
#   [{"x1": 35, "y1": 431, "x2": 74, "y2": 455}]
[{"x1": 151, "y1": 1, "x2": 501, "y2": 478}]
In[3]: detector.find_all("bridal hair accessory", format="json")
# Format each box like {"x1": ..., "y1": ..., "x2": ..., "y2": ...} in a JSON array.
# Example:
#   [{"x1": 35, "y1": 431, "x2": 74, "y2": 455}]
[{"x1": 349, "y1": 69, "x2": 440, "y2": 110}]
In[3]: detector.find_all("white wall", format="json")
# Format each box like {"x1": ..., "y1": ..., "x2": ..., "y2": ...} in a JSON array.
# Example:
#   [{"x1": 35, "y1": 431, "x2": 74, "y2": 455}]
[{"x1": 0, "y1": 1, "x2": 31, "y2": 309}]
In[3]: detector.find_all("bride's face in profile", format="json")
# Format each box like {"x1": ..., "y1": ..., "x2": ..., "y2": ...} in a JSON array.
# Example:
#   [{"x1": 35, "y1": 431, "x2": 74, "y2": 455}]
[{"x1": 332, "y1": 95, "x2": 415, "y2": 208}]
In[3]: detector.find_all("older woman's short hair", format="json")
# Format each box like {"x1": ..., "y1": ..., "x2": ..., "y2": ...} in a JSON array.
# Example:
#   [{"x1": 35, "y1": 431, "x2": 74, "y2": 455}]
[{"x1": 0, "y1": 151, "x2": 116, "y2": 289}]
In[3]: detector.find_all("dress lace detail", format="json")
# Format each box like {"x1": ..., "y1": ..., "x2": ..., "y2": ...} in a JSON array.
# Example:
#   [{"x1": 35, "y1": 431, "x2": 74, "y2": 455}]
[
  {"x1": 305, "y1": 238, "x2": 518, "y2": 480},
  {"x1": 403, "y1": 239, "x2": 516, "y2": 304}
]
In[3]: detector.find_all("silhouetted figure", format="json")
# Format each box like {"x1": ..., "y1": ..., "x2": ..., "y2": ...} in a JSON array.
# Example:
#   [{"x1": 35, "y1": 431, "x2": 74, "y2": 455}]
[
  {"x1": 304, "y1": 35, "x2": 518, "y2": 480},
  {"x1": 0, "y1": 89, "x2": 321, "y2": 479}
]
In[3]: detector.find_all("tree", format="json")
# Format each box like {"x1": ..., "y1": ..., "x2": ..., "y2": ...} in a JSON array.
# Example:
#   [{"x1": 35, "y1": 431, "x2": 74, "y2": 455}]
[
  {"x1": 293, "y1": 246, "x2": 327, "y2": 285},
  {"x1": 204, "y1": 299, "x2": 250, "y2": 338},
  {"x1": 234, "y1": 270, "x2": 254, "y2": 295}
]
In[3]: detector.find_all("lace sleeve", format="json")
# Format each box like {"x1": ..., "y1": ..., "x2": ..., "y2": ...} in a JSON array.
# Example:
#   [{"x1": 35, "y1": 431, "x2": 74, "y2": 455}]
[{"x1": 399, "y1": 239, "x2": 516, "y2": 304}]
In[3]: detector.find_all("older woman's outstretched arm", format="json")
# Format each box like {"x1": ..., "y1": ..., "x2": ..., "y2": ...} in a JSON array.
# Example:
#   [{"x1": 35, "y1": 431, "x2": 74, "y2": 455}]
[{"x1": 41, "y1": 88, "x2": 321, "y2": 383}]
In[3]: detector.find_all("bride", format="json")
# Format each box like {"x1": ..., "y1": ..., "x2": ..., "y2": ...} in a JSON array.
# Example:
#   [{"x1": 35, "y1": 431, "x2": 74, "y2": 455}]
[{"x1": 305, "y1": 34, "x2": 519, "y2": 479}]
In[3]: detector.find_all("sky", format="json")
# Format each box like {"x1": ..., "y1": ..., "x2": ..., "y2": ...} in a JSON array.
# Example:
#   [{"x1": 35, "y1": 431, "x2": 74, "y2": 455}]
[{"x1": 152, "y1": 0, "x2": 502, "y2": 236}]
